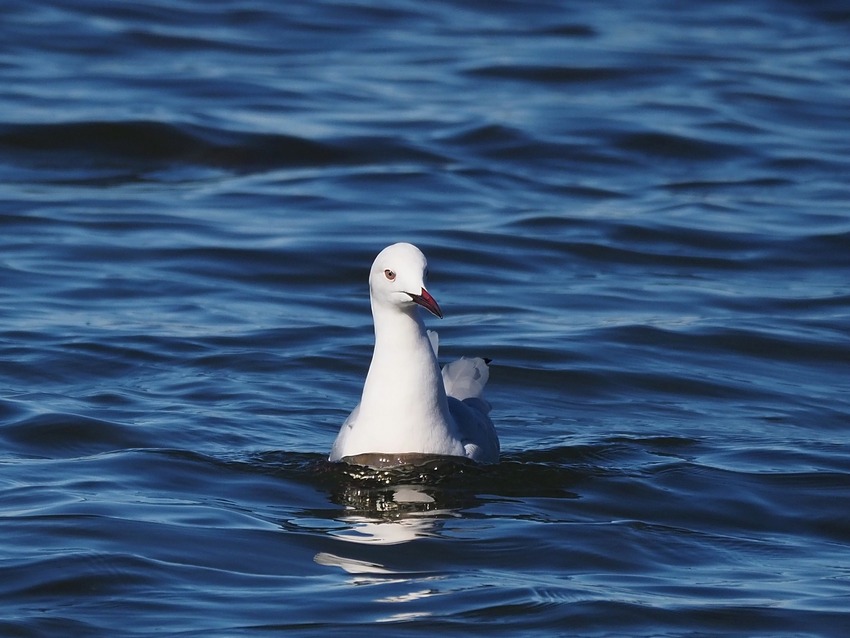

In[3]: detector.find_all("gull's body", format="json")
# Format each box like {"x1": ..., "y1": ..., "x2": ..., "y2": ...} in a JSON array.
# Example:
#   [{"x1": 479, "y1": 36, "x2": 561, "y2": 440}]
[{"x1": 329, "y1": 243, "x2": 499, "y2": 466}]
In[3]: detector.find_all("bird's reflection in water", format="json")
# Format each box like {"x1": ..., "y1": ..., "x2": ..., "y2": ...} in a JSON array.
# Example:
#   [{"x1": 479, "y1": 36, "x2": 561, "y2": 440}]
[
  {"x1": 326, "y1": 455, "x2": 484, "y2": 546},
  {"x1": 312, "y1": 452, "x2": 579, "y2": 625},
  {"x1": 330, "y1": 485, "x2": 449, "y2": 545}
]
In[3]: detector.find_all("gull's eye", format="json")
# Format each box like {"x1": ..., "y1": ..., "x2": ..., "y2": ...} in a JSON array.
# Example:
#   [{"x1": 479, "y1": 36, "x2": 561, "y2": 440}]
[{"x1": 384, "y1": 269, "x2": 396, "y2": 281}]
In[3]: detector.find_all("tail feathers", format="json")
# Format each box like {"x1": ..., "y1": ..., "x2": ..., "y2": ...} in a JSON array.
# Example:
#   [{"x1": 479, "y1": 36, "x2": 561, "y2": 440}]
[{"x1": 441, "y1": 356, "x2": 490, "y2": 402}]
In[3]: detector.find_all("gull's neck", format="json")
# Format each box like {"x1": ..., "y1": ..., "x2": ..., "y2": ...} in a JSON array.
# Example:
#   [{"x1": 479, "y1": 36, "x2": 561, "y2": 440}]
[
  {"x1": 356, "y1": 297, "x2": 457, "y2": 451},
  {"x1": 364, "y1": 298, "x2": 447, "y2": 408}
]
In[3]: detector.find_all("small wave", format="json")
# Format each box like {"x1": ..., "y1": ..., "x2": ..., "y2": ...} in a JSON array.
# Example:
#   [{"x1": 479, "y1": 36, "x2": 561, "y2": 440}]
[
  {"x1": 1, "y1": 412, "x2": 151, "y2": 458},
  {"x1": 0, "y1": 120, "x2": 344, "y2": 170},
  {"x1": 0, "y1": 120, "x2": 453, "y2": 176},
  {"x1": 612, "y1": 131, "x2": 745, "y2": 162},
  {"x1": 464, "y1": 63, "x2": 655, "y2": 85}
]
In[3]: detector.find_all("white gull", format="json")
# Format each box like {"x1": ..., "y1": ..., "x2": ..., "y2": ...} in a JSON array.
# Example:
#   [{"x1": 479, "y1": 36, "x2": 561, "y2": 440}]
[{"x1": 329, "y1": 242, "x2": 499, "y2": 467}]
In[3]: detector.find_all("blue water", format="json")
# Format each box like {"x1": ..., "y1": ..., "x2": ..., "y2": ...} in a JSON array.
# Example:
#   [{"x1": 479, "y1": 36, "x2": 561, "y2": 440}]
[{"x1": 2, "y1": 1, "x2": 850, "y2": 635}]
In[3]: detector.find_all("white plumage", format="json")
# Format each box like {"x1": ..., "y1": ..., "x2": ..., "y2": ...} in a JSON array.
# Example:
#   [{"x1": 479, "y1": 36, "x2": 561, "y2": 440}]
[{"x1": 329, "y1": 243, "x2": 499, "y2": 466}]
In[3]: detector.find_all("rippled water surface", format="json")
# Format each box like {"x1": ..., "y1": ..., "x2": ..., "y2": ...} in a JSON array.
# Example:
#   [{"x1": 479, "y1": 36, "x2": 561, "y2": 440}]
[{"x1": 2, "y1": 1, "x2": 850, "y2": 636}]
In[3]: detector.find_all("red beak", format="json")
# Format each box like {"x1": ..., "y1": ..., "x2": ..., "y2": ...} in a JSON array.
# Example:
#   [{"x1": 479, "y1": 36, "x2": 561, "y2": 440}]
[{"x1": 408, "y1": 287, "x2": 443, "y2": 319}]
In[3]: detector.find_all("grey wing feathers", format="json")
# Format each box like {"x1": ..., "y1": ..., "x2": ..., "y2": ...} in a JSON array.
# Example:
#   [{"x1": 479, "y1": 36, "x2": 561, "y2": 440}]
[
  {"x1": 447, "y1": 396, "x2": 499, "y2": 463},
  {"x1": 441, "y1": 356, "x2": 490, "y2": 402}
]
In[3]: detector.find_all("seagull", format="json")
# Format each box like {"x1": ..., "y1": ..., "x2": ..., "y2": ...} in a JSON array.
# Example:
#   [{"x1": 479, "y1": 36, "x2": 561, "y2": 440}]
[{"x1": 329, "y1": 242, "x2": 499, "y2": 467}]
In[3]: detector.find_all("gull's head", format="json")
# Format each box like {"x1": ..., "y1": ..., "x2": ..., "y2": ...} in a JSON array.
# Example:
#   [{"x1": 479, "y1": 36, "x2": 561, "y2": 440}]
[{"x1": 369, "y1": 242, "x2": 443, "y2": 319}]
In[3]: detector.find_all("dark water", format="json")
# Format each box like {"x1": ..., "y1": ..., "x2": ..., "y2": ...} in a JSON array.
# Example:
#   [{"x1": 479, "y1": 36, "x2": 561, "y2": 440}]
[{"x1": 2, "y1": 0, "x2": 850, "y2": 635}]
